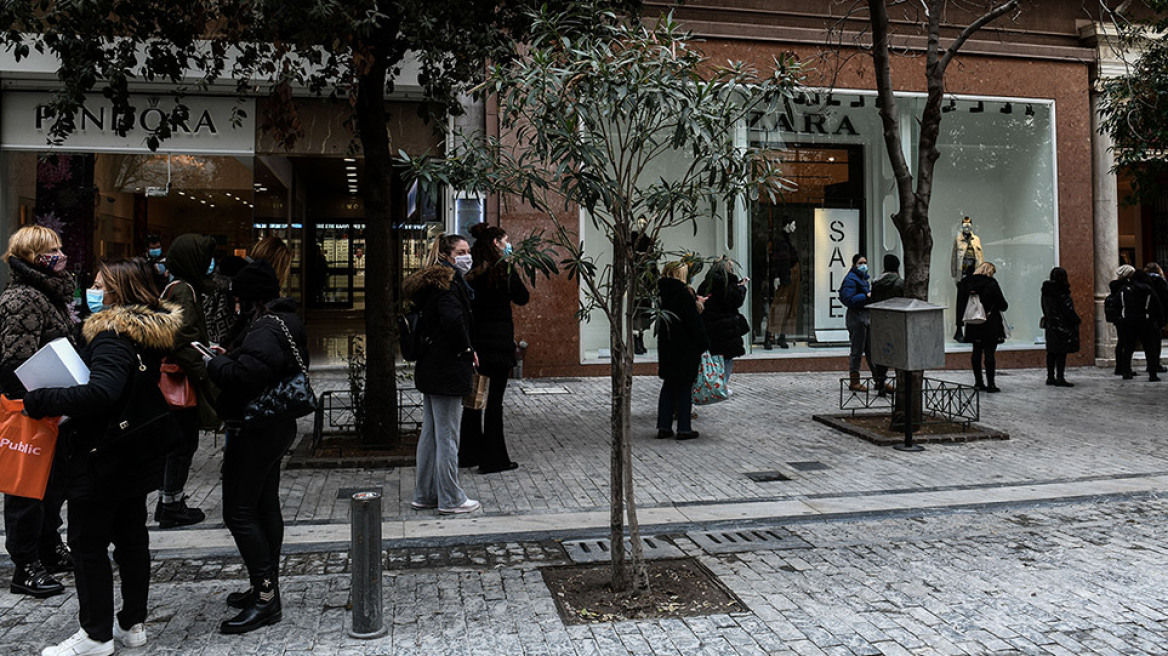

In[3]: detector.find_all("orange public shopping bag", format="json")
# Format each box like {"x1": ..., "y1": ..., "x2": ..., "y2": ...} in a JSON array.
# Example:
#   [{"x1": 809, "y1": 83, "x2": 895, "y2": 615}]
[{"x1": 0, "y1": 395, "x2": 59, "y2": 500}]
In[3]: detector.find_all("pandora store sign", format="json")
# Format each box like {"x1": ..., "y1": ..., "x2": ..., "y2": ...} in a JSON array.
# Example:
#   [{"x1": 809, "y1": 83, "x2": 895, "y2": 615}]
[{"x1": 1, "y1": 92, "x2": 255, "y2": 154}]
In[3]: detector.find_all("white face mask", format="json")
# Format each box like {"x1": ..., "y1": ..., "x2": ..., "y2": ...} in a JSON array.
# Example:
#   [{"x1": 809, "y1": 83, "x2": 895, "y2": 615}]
[
  {"x1": 453, "y1": 254, "x2": 473, "y2": 275},
  {"x1": 783, "y1": 222, "x2": 796, "y2": 234}
]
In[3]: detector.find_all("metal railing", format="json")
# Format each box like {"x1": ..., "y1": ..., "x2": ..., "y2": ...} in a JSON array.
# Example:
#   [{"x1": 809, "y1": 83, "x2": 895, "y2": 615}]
[
  {"x1": 838, "y1": 376, "x2": 979, "y2": 428},
  {"x1": 312, "y1": 387, "x2": 424, "y2": 449}
]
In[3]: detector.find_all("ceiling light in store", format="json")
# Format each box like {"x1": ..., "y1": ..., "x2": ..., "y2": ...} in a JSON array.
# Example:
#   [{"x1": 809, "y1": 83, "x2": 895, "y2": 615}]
[
  {"x1": 344, "y1": 157, "x2": 356, "y2": 162},
  {"x1": 209, "y1": 204, "x2": 216, "y2": 208},
  {"x1": 200, "y1": 200, "x2": 207, "y2": 204},
  {"x1": 177, "y1": 190, "x2": 186, "y2": 196}
]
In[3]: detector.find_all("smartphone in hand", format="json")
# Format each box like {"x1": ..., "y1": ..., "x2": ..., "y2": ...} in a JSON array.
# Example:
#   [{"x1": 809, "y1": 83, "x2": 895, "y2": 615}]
[{"x1": 191, "y1": 341, "x2": 217, "y2": 359}]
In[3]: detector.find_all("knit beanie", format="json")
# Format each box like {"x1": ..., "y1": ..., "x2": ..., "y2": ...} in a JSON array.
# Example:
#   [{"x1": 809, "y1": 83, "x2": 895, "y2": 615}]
[
  {"x1": 1116, "y1": 264, "x2": 1136, "y2": 280},
  {"x1": 231, "y1": 260, "x2": 280, "y2": 301}
]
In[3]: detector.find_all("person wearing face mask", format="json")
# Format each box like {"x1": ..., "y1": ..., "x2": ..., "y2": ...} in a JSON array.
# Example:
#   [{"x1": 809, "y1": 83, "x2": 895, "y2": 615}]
[
  {"x1": 144, "y1": 233, "x2": 168, "y2": 290},
  {"x1": 402, "y1": 234, "x2": 480, "y2": 514},
  {"x1": 839, "y1": 253, "x2": 881, "y2": 393},
  {"x1": 459, "y1": 223, "x2": 529, "y2": 474},
  {"x1": 204, "y1": 253, "x2": 308, "y2": 634},
  {"x1": 155, "y1": 234, "x2": 221, "y2": 529},
  {"x1": 0, "y1": 225, "x2": 78, "y2": 599}
]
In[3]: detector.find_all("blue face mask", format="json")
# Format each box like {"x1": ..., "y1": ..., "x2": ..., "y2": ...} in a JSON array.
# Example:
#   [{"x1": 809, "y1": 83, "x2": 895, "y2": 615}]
[
  {"x1": 148, "y1": 248, "x2": 162, "y2": 258},
  {"x1": 857, "y1": 264, "x2": 869, "y2": 274},
  {"x1": 86, "y1": 288, "x2": 105, "y2": 314},
  {"x1": 503, "y1": 243, "x2": 513, "y2": 256},
  {"x1": 206, "y1": 258, "x2": 216, "y2": 275}
]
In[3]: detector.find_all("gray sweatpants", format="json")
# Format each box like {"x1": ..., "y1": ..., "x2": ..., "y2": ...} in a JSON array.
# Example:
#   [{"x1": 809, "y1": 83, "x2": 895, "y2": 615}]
[{"x1": 415, "y1": 394, "x2": 469, "y2": 510}]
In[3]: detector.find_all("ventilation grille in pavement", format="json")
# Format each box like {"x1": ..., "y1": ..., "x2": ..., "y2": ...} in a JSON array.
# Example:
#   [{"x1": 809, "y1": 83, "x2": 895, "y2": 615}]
[
  {"x1": 787, "y1": 461, "x2": 830, "y2": 471},
  {"x1": 562, "y1": 536, "x2": 684, "y2": 563},
  {"x1": 745, "y1": 471, "x2": 792, "y2": 482},
  {"x1": 521, "y1": 386, "x2": 571, "y2": 395},
  {"x1": 688, "y1": 528, "x2": 811, "y2": 554}
]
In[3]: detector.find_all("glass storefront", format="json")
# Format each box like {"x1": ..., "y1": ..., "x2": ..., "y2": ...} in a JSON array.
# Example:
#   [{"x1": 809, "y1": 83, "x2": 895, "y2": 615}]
[{"x1": 578, "y1": 91, "x2": 1059, "y2": 361}]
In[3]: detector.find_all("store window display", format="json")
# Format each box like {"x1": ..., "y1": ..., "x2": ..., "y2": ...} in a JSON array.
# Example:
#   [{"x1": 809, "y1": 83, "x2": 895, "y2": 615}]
[
  {"x1": 952, "y1": 216, "x2": 984, "y2": 342},
  {"x1": 764, "y1": 219, "x2": 800, "y2": 349}
]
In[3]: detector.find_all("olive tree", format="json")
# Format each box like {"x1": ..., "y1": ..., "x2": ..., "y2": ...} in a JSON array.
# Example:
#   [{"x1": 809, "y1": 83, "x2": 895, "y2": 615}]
[{"x1": 407, "y1": 5, "x2": 801, "y2": 591}]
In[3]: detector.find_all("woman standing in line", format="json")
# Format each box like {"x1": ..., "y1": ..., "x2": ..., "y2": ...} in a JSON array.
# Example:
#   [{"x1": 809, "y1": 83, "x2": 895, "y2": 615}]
[
  {"x1": 404, "y1": 234, "x2": 480, "y2": 514},
  {"x1": 460, "y1": 223, "x2": 529, "y2": 474},
  {"x1": 0, "y1": 225, "x2": 77, "y2": 598},
  {"x1": 205, "y1": 255, "x2": 308, "y2": 634},
  {"x1": 29, "y1": 258, "x2": 183, "y2": 656},
  {"x1": 1041, "y1": 267, "x2": 1080, "y2": 387},
  {"x1": 656, "y1": 261, "x2": 708, "y2": 441},
  {"x1": 957, "y1": 261, "x2": 1009, "y2": 392},
  {"x1": 698, "y1": 258, "x2": 747, "y2": 393}
]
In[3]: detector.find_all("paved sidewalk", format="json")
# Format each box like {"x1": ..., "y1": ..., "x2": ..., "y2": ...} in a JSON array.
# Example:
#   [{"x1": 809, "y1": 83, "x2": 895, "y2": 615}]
[{"x1": 2, "y1": 366, "x2": 1168, "y2": 654}]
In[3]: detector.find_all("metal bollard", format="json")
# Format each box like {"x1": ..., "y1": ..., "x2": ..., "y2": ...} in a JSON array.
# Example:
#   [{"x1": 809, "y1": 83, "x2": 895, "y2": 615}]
[{"x1": 349, "y1": 491, "x2": 386, "y2": 638}]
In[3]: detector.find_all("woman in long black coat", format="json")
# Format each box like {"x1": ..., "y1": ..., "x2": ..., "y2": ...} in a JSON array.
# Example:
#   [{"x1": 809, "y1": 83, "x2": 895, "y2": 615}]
[
  {"x1": 1041, "y1": 267, "x2": 1080, "y2": 387},
  {"x1": 205, "y1": 258, "x2": 309, "y2": 634},
  {"x1": 459, "y1": 223, "x2": 529, "y2": 474},
  {"x1": 656, "y1": 262, "x2": 709, "y2": 441},
  {"x1": 27, "y1": 258, "x2": 183, "y2": 655},
  {"x1": 698, "y1": 259, "x2": 747, "y2": 390},
  {"x1": 957, "y1": 261, "x2": 1009, "y2": 392}
]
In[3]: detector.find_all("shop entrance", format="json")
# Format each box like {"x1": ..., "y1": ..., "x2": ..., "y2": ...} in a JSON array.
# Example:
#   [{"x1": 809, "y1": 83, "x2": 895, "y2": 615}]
[{"x1": 750, "y1": 144, "x2": 864, "y2": 350}]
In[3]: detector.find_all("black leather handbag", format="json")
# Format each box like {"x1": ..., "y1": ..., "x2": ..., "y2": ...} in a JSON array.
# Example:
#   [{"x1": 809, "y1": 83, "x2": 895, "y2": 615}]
[{"x1": 241, "y1": 315, "x2": 318, "y2": 427}]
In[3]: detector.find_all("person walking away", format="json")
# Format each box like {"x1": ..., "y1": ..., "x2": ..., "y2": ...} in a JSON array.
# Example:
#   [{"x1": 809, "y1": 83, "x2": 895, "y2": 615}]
[
  {"x1": 957, "y1": 262, "x2": 1009, "y2": 392},
  {"x1": 867, "y1": 253, "x2": 904, "y2": 394},
  {"x1": 697, "y1": 258, "x2": 747, "y2": 393},
  {"x1": 0, "y1": 226, "x2": 77, "y2": 598},
  {"x1": 1146, "y1": 263, "x2": 1168, "y2": 373},
  {"x1": 156, "y1": 234, "x2": 220, "y2": 528},
  {"x1": 459, "y1": 223, "x2": 529, "y2": 474},
  {"x1": 656, "y1": 262, "x2": 709, "y2": 440},
  {"x1": 205, "y1": 257, "x2": 308, "y2": 634},
  {"x1": 839, "y1": 254, "x2": 887, "y2": 392},
  {"x1": 28, "y1": 258, "x2": 183, "y2": 656},
  {"x1": 1133, "y1": 269, "x2": 1165, "y2": 381},
  {"x1": 1041, "y1": 267, "x2": 1081, "y2": 387},
  {"x1": 403, "y1": 234, "x2": 480, "y2": 514}
]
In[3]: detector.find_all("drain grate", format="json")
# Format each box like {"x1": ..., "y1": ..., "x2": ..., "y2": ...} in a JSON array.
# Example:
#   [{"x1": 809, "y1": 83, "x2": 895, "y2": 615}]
[
  {"x1": 687, "y1": 528, "x2": 811, "y2": 554},
  {"x1": 787, "y1": 461, "x2": 830, "y2": 471},
  {"x1": 336, "y1": 486, "x2": 384, "y2": 500},
  {"x1": 744, "y1": 471, "x2": 792, "y2": 482},
  {"x1": 562, "y1": 536, "x2": 684, "y2": 563},
  {"x1": 521, "y1": 387, "x2": 571, "y2": 395}
]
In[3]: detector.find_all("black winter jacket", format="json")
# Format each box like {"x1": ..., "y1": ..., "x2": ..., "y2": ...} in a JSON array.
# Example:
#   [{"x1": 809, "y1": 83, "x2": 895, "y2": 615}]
[
  {"x1": 206, "y1": 298, "x2": 309, "y2": 422},
  {"x1": 697, "y1": 268, "x2": 747, "y2": 359},
  {"x1": 656, "y1": 278, "x2": 709, "y2": 384},
  {"x1": 163, "y1": 234, "x2": 220, "y2": 428},
  {"x1": 466, "y1": 263, "x2": 529, "y2": 376},
  {"x1": 1041, "y1": 280, "x2": 1080, "y2": 355},
  {"x1": 0, "y1": 257, "x2": 78, "y2": 398},
  {"x1": 24, "y1": 302, "x2": 184, "y2": 499},
  {"x1": 1147, "y1": 274, "x2": 1168, "y2": 329},
  {"x1": 1110, "y1": 278, "x2": 1165, "y2": 329},
  {"x1": 957, "y1": 274, "x2": 1009, "y2": 343},
  {"x1": 404, "y1": 262, "x2": 475, "y2": 396}
]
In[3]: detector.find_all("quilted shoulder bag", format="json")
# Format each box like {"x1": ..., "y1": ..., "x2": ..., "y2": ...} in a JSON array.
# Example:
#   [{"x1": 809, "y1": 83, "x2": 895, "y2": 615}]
[{"x1": 240, "y1": 315, "x2": 318, "y2": 428}]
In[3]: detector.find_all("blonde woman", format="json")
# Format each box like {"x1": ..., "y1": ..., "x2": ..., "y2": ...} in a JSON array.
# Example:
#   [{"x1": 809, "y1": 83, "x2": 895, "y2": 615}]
[
  {"x1": 957, "y1": 262, "x2": 1009, "y2": 392},
  {"x1": 0, "y1": 225, "x2": 78, "y2": 598},
  {"x1": 655, "y1": 262, "x2": 709, "y2": 440}
]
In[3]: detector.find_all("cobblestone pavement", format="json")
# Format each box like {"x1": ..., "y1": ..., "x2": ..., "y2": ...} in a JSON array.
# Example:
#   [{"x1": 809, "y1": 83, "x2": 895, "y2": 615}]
[
  {"x1": 5, "y1": 494, "x2": 1168, "y2": 654},
  {"x1": 3, "y1": 366, "x2": 1168, "y2": 654}
]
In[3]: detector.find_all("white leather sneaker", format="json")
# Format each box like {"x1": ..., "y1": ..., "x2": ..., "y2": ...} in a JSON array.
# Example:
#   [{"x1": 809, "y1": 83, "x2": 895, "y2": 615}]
[
  {"x1": 438, "y1": 498, "x2": 481, "y2": 514},
  {"x1": 41, "y1": 629, "x2": 114, "y2": 656},
  {"x1": 113, "y1": 621, "x2": 148, "y2": 648}
]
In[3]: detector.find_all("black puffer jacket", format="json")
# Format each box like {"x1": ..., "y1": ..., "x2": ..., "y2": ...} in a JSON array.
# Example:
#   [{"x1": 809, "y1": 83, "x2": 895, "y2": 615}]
[
  {"x1": 1041, "y1": 280, "x2": 1080, "y2": 355},
  {"x1": 1110, "y1": 278, "x2": 1164, "y2": 329},
  {"x1": 697, "y1": 267, "x2": 746, "y2": 359},
  {"x1": 466, "y1": 263, "x2": 529, "y2": 376},
  {"x1": 206, "y1": 298, "x2": 309, "y2": 422},
  {"x1": 0, "y1": 257, "x2": 78, "y2": 398},
  {"x1": 403, "y1": 262, "x2": 474, "y2": 396},
  {"x1": 656, "y1": 277, "x2": 709, "y2": 384},
  {"x1": 957, "y1": 274, "x2": 1009, "y2": 343},
  {"x1": 24, "y1": 302, "x2": 183, "y2": 499}
]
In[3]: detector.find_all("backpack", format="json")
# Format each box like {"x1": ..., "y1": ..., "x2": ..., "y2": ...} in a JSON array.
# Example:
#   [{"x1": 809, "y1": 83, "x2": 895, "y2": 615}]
[
  {"x1": 397, "y1": 308, "x2": 424, "y2": 362},
  {"x1": 962, "y1": 291, "x2": 987, "y2": 325},
  {"x1": 1104, "y1": 289, "x2": 1123, "y2": 324}
]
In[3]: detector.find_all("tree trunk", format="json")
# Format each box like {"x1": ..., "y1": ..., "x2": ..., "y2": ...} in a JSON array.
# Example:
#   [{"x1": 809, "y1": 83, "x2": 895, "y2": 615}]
[
  {"x1": 608, "y1": 237, "x2": 629, "y2": 592},
  {"x1": 355, "y1": 56, "x2": 400, "y2": 448}
]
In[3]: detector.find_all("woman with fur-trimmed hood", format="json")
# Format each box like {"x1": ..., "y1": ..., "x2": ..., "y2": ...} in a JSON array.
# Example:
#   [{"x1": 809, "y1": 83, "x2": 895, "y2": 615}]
[
  {"x1": 402, "y1": 234, "x2": 480, "y2": 516},
  {"x1": 26, "y1": 258, "x2": 184, "y2": 656}
]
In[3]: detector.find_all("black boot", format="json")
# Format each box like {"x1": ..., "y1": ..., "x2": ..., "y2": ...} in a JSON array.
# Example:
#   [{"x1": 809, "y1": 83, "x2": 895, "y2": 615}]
[
  {"x1": 220, "y1": 575, "x2": 282, "y2": 634},
  {"x1": 40, "y1": 542, "x2": 73, "y2": 575},
  {"x1": 155, "y1": 496, "x2": 206, "y2": 529},
  {"x1": 762, "y1": 333, "x2": 773, "y2": 350},
  {"x1": 10, "y1": 560, "x2": 64, "y2": 598},
  {"x1": 973, "y1": 368, "x2": 985, "y2": 391},
  {"x1": 634, "y1": 333, "x2": 647, "y2": 355},
  {"x1": 226, "y1": 586, "x2": 255, "y2": 609},
  {"x1": 777, "y1": 334, "x2": 789, "y2": 349}
]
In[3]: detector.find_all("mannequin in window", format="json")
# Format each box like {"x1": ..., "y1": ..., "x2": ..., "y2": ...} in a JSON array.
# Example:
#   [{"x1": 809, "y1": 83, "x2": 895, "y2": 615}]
[
  {"x1": 765, "y1": 219, "x2": 800, "y2": 349},
  {"x1": 952, "y1": 216, "x2": 983, "y2": 341}
]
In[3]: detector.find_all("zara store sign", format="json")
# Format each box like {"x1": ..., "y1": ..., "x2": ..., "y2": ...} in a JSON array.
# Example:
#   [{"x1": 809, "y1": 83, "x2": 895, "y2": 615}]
[{"x1": 1, "y1": 92, "x2": 255, "y2": 154}]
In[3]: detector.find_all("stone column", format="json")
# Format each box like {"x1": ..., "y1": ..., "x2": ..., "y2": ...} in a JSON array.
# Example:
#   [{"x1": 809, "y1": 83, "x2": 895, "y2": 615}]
[{"x1": 1091, "y1": 91, "x2": 1119, "y2": 366}]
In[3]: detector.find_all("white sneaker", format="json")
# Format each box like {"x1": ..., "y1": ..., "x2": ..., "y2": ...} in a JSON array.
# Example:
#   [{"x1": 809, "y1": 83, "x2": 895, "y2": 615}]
[
  {"x1": 438, "y1": 498, "x2": 481, "y2": 514},
  {"x1": 113, "y1": 621, "x2": 147, "y2": 648},
  {"x1": 41, "y1": 629, "x2": 114, "y2": 656}
]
